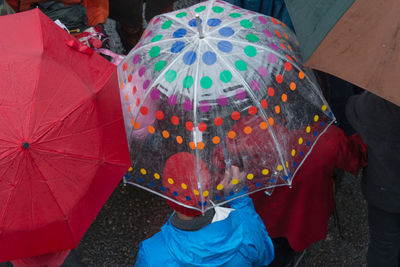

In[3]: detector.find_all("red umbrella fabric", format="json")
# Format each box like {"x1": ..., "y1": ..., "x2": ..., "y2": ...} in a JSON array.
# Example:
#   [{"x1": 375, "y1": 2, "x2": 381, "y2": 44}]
[{"x1": 0, "y1": 9, "x2": 130, "y2": 262}]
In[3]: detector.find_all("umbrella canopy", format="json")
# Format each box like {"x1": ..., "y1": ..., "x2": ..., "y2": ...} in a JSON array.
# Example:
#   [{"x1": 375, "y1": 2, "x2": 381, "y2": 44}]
[
  {"x1": 0, "y1": 9, "x2": 130, "y2": 262},
  {"x1": 118, "y1": 0, "x2": 334, "y2": 213},
  {"x1": 285, "y1": 0, "x2": 400, "y2": 106}
]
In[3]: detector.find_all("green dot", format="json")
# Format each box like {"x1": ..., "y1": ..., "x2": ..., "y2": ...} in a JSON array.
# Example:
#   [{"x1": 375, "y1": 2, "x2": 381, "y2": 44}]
[
  {"x1": 240, "y1": 19, "x2": 253, "y2": 29},
  {"x1": 151, "y1": 35, "x2": 163, "y2": 42},
  {"x1": 229, "y1": 12, "x2": 241, "y2": 18},
  {"x1": 176, "y1": 12, "x2": 187, "y2": 18},
  {"x1": 154, "y1": 61, "x2": 166, "y2": 71},
  {"x1": 183, "y1": 76, "x2": 194, "y2": 88},
  {"x1": 212, "y1": 6, "x2": 224, "y2": 13},
  {"x1": 161, "y1": 20, "x2": 172, "y2": 29},
  {"x1": 244, "y1": 46, "x2": 257, "y2": 57},
  {"x1": 165, "y1": 70, "x2": 177, "y2": 82},
  {"x1": 149, "y1": 46, "x2": 160, "y2": 58},
  {"x1": 220, "y1": 70, "x2": 232, "y2": 83},
  {"x1": 235, "y1": 60, "x2": 247, "y2": 71},
  {"x1": 200, "y1": 76, "x2": 213, "y2": 89},
  {"x1": 195, "y1": 6, "x2": 206, "y2": 12},
  {"x1": 246, "y1": 34, "x2": 259, "y2": 42}
]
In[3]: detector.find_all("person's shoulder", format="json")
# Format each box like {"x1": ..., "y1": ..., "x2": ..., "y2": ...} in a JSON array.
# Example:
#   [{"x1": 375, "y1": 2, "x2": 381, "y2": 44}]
[{"x1": 137, "y1": 231, "x2": 175, "y2": 266}]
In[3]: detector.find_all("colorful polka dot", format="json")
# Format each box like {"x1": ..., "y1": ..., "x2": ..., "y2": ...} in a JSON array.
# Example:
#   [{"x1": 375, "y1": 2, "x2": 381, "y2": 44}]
[
  {"x1": 217, "y1": 41, "x2": 233, "y2": 53},
  {"x1": 186, "y1": 121, "x2": 194, "y2": 131},
  {"x1": 219, "y1": 27, "x2": 234, "y2": 37},
  {"x1": 200, "y1": 76, "x2": 213, "y2": 89},
  {"x1": 220, "y1": 70, "x2": 232, "y2": 82},
  {"x1": 247, "y1": 173, "x2": 254, "y2": 180},
  {"x1": 212, "y1": 6, "x2": 224, "y2": 13},
  {"x1": 140, "y1": 168, "x2": 147, "y2": 175},
  {"x1": 173, "y1": 28, "x2": 187, "y2": 38},
  {"x1": 202, "y1": 51, "x2": 217, "y2": 65},
  {"x1": 244, "y1": 46, "x2": 257, "y2": 57},
  {"x1": 195, "y1": 6, "x2": 206, "y2": 12},
  {"x1": 235, "y1": 60, "x2": 247, "y2": 71},
  {"x1": 290, "y1": 82, "x2": 296, "y2": 91},
  {"x1": 214, "y1": 117, "x2": 223, "y2": 126},
  {"x1": 217, "y1": 184, "x2": 224, "y2": 190},
  {"x1": 154, "y1": 173, "x2": 160, "y2": 179},
  {"x1": 168, "y1": 178, "x2": 174, "y2": 184},
  {"x1": 162, "y1": 130, "x2": 170, "y2": 138},
  {"x1": 176, "y1": 136, "x2": 183, "y2": 144},
  {"x1": 171, "y1": 41, "x2": 185, "y2": 53},
  {"x1": 231, "y1": 178, "x2": 239, "y2": 185},
  {"x1": 207, "y1": 18, "x2": 222, "y2": 26},
  {"x1": 262, "y1": 169, "x2": 269, "y2": 175},
  {"x1": 162, "y1": 20, "x2": 172, "y2": 29},
  {"x1": 149, "y1": 46, "x2": 160, "y2": 58},
  {"x1": 165, "y1": 70, "x2": 177, "y2": 82},
  {"x1": 259, "y1": 122, "x2": 268, "y2": 130},
  {"x1": 151, "y1": 35, "x2": 163, "y2": 42},
  {"x1": 171, "y1": 116, "x2": 179, "y2": 125},
  {"x1": 183, "y1": 51, "x2": 197, "y2": 65},
  {"x1": 183, "y1": 76, "x2": 194, "y2": 88},
  {"x1": 231, "y1": 111, "x2": 240, "y2": 120},
  {"x1": 212, "y1": 136, "x2": 221, "y2": 144},
  {"x1": 240, "y1": 19, "x2": 253, "y2": 28},
  {"x1": 228, "y1": 131, "x2": 236, "y2": 139}
]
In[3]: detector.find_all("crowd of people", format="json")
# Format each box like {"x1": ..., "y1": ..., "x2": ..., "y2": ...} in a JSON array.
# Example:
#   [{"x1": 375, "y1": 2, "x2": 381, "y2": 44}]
[{"x1": 1, "y1": 0, "x2": 399, "y2": 266}]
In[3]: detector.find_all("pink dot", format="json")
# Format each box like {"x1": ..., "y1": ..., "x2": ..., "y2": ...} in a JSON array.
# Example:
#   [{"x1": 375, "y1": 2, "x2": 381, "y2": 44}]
[
  {"x1": 139, "y1": 66, "x2": 146, "y2": 77},
  {"x1": 232, "y1": 5, "x2": 240, "y2": 9},
  {"x1": 183, "y1": 99, "x2": 193, "y2": 111},
  {"x1": 270, "y1": 43, "x2": 279, "y2": 51},
  {"x1": 143, "y1": 80, "x2": 150, "y2": 90},
  {"x1": 258, "y1": 66, "x2": 268, "y2": 77},
  {"x1": 235, "y1": 89, "x2": 246, "y2": 100},
  {"x1": 145, "y1": 31, "x2": 152, "y2": 38},
  {"x1": 267, "y1": 53, "x2": 277, "y2": 63},
  {"x1": 168, "y1": 95, "x2": 177, "y2": 106},
  {"x1": 263, "y1": 30, "x2": 272, "y2": 38},
  {"x1": 150, "y1": 89, "x2": 160, "y2": 100},
  {"x1": 251, "y1": 80, "x2": 260, "y2": 91},
  {"x1": 199, "y1": 101, "x2": 210, "y2": 112},
  {"x1": 248, "y1": 11, "x2": 256, "y2": 14},
  {"x1": 258, "y1": 16, "x2": 267, "y2": 24},
  {"x1": 153, "y1": 17, "x2": 161, "y2": 24},
  {"x1": 217, "y1": 95, "x2": 228, "y2": 106},
  {"x1": 133, "y1": 54, "x2": 141, "y2": 64}
]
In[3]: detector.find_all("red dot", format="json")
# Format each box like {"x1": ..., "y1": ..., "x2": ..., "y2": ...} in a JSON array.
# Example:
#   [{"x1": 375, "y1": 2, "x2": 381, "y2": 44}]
[
  {"x1": 140, "y1": 106, "x2": 148, "y2": 115},
  {"x1": 286, "y1": 55, "x2": 293, "y2": 62},
  {"x1": 156, "y1": 110, "x2": 164, "y2": 120},
  {"x1": 231, "y1": 111, "x2": 240, "y2": 121},
  {"x1": 248, "y1": 106, "x2": 257, "y2": 115},
  {"x1": 136, "y1": 98, "x2": 141, "y2": 107},
  {"x1": 271, "y1": 18, "x2": 279, "y2": 25},
  {"x1": 214, "y1": 117, "x2": 223, "y2": 126},
  {"x1": 198, "y1": 122, "x2": 207, "y2": 132},
  {"x1": 261, "y1": 99, "x2": 268, "y2": 109},
  {"x1": 276, "y1": 74, "x2": 283, "y2": 84},
  {"x1": 186, "y1": 121, "x2": 193, "y2": 131},
  {"x1": 275, "y1": 30, "x2": 282, "y2": 38},
  {"x1": 128, "y1": 73, "x2": 133, "y2": 82},
  {"x1": 171, "y1": 116, "x2": 179, "y2": 125},
  {"x1": 268, "y1": 87, "x2": 275, "y2": 96},
  {"x1": 132, "y1": 86, "x2": 137, "y2": 95},
  {"x1": 122, "y1": 62, "x2": 128, "y2": 71},
  {"x1": 280, "y1": 43, "x2": 287, "y2": 50},
  {"x1": 284, "y1": 62, "x2": 292, "y2": 71}
]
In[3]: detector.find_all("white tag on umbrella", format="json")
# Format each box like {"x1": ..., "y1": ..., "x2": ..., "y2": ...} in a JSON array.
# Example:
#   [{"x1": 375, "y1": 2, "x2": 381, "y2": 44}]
[{"x1": 193, "y1": 128, "x2": 203, "y2": 143}]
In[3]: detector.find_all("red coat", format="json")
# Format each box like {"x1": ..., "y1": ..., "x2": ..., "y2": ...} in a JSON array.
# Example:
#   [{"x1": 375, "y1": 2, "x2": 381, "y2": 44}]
[{"x1": 250, "y1": 125, "x2": 367, "y2": 251}]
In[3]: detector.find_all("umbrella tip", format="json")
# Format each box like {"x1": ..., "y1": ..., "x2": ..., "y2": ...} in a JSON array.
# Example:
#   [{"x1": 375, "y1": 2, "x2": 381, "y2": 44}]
[
  {"x1": 22, "y1": 142, "x2": 30, "y2": 149},
  {"x1": 195, "y1": 14, "x2": 204, "y2": 39}
]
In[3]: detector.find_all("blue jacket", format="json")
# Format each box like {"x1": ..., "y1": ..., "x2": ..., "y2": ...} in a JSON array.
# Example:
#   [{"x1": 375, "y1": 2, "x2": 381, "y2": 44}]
[{"x1": 135, "y1": 195, "x2": 274, "y2": 266}]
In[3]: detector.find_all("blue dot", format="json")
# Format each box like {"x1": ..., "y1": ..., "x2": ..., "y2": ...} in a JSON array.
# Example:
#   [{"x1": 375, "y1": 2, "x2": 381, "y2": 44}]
[
  {"x1": 149, "y1": 182, "x2": 155, "y2": 187},
  {"x1": 300, "y1": 151, "x2": 304, "y2": 156},
  {"x1": 284, "y1": 175, "x2": 289, "y2": 180},
  {"x1": 171, "y1": 41, "x2": 185, "y2": 53},
  {"x1": 217, "y1": 41, "x2": 233, "y2": 53},
  {"x1": 328, "y1": 112, "x2": 333, "y2": 117},
  {"x1": 293, "y1": 161, "x2": 297, "y2": 167},
  {"x1": 137, "y1": 177, "x2": 143, "y2": 183},
  {"x1": 216, "y1": 195, "x2": 221, "y2": 201},
  {"x1": 207, "y1": 18, "x2": 221, "y2": 26},
  {"x1": 124, "y1": 174, "x2": 131, "y2": 180},
  {"x1": 270, "y1": 178, "x2": 276, "y2": 183},
  {"x1": 219, "y1": 27, "x2": 234, "y2": 37},
  {"x1": 198, "y1": 201, "x2": 202, "y2": 206},
  {"x1": 307, "y1": 141, "x2": 311, "y2": 146},
  {"x1": 313, "y1": 131, "x2": 318, "y2": 136},
  {"x1": 321, "y1": 121, "x2": 325, "y2": 127},
  {"x1": 173, "y1": 28, "x2": 187, "y2": 38},
  {"x1": 202, "y1": 51, "x2": 217, "y2": 65},
  {"x1": 189, "y1": 18, "x2": 202, "y2": 27},
  {"x1": 161, "y1": 186, "x2": 166, "y2": 192},
  {"x1": 288, "y1": 172, "x2": 292, "y2": 177},
  {"x1": 183, "y1": 51, "x2": 197, "y2": 65},
  {"x1": 242, "y1": 186, "x2": 248, "y2": 192},
  {"x1": 256, "y1": 182, "x2": 262, "y2": 187},
  {"x1": 186, "y1": 196, "x2": 191, "y2": 201},
  {"x1": 229, "y1": 191, "x2": 234, "y2": 196},
  {"x1": 173, "y1": 191, "x2": 179, "y2": 196}
]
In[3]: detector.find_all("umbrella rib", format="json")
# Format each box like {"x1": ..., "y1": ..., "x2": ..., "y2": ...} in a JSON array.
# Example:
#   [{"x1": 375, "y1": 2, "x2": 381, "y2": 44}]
[
  {"x1": 32, "y1": 147, "x2": 101, "y2": 162},
  {"x1": 207, "y1": 13, "x2": 260, "y2": 36},
  {"x1": 0, "y1": 106, "x2": 24, "y2": 142},
  {"x1": 162, "y1": 13, "x2": 197, "y2": 34},
  {"x1": 204, "y1": 38, "x2": 289, "y2": 179}
]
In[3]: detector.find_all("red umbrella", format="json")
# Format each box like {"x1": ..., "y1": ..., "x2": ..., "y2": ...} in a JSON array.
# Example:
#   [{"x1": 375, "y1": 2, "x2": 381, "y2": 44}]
[{"x1": 0, "y1": 9, "x2": 130, "y2": 262}]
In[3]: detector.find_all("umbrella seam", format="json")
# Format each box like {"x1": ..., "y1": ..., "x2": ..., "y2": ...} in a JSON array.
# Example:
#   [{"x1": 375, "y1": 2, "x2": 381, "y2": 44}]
[{"x1": 207, "y1": 13, "x2": 261, "y2": 36}]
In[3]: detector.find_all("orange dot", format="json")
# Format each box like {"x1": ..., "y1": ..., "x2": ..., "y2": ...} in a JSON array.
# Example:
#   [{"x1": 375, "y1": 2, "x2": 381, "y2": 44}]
[
  {"x1": 171, "y1": 116, "x2": 179, "y2": 125},
  {"x1": 244, "y1": 126, "x2": 252, "y2": 134},
  {"x1": 186, "y1": 121, "x2": 194, "y2": 131},
  {"x1": 231, "y1": 111, "x2": 240, "y2": 121},
  {"x1": 284, "y1": 62, "x2": 292, "y2": 71},
  {"x1": 276, "y1": 74, "x2": 283, "y2": 84},
  {"x1": 189, "y1": 142, "x2": 196, "y2": 149},
  {"x1": 290, "y1": 82, "x2": 296, "y2": 91},
  {"x1": 156, "y1": 110, "x2": 164, "y2": 120},
  {"x1": 259, "y1": 122, "x2": 268, "y2": 130},
  {"x1": 212, "y1": 136, "x2": 220, "y2": 144},
  {"x1": 128, "y1": 104, "x2": 132, "y2": 113},
  {"x1": 286, "y1": 55, "x2": 293, "y2": 62},
  {"x1": 248, "y1": 106, "x2": 257, "y2": 115},
  {"x1": 133, "y1": 121, "x2": 140, "y2": 130},
  {"x1": 198, "y1": 122, "x2": 207, "y2": 132},
  {"x1": 268, "y1": 87, "x2": 275, "y2": 96},
  {"x1": 136, "y1": 98, "x2": 141, "y2": 107},
  {"x1": 280, "y1": 43, "x2": 287, "y2": 50},
  {"x1": 128, "y1": 73, "x2": 133, "y2": 82},
  {"x1": 299, "y1": 71, "x2": 305, "y2": 79},
  {"x1": 132, "y1": 86, "x2": 137, "y2": 95},
  {"x1": 228, "y1": 131, "x2": 236, "y2": 139},
  {"x1": 275, "y1": 105, "x2": 280, "y2": 114},
  {"x1": 268, "y1": 117, "x2": 274, "y2": 126},
  {"x1": 275, "y1": 30, "x2": 282, "y2": 38},
  {"x1": 122, "y1": 62, "x2": 128, "y2": 71},
  {"x1": 140, "y1": 106, "x2": 148, "y2": 115},
  {"x1": 261, "y1": 99, "x2": 268, "y2": 109},
  {"x1": 176, "y1": 136, "x2": 183, "y2": 144},
  {"x1": 284, "y1": 33, "x2": 289, "y2": 40},
  {"x1": 162, "y1": 130, "x2": 170, "y2": 138},
  {"x1": 148, "y1": 126, "x2": 155, "y2": 134},
  {"x1": 120, "y1": 82, "x2": 124, "y2": 90},
  {"x1": 197, "y1": 142, "x2": 205, "y2": 150},
  {"x1": 125, "y1": 93, "x2": 129, "y2": 101},
  {"x1": 288, "y1": 44, "x2": 293, "y2": 52},
  {"x1": 281, "y1": 94, "x2": 288, "y2": 102},
  {"x1": 214, "y1": 117, "x2": 223, "y2": 126},
  {"x1": 131, "y1": 116, "x2": 135, "y2": 125}
]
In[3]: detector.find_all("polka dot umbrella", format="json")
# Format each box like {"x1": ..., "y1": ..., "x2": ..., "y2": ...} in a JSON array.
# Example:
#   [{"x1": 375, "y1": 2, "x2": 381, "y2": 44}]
[{"x1": 118, "y1": 0, "x2": 335, "y2": 213}]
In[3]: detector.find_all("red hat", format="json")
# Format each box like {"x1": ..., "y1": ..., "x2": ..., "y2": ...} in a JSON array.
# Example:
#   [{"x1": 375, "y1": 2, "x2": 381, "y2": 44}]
[{"x1": 163, "y1": 152, "x2": 211, "y2": 217}]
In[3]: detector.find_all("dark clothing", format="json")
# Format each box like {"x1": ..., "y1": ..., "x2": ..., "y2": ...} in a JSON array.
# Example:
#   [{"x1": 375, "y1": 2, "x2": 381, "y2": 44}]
[
  {"x1": 367, "y1": 203, "x2": 400, "y2": 267},
  {"x1": 346, "y1": 91, "x2": 400, "y2": 213},
  {"x1": 170, "y1": 209, "x2": 215, "y2": 231}
]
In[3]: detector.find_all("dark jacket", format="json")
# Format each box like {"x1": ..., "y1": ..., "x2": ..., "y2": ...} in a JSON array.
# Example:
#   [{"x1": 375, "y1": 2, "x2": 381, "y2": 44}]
[{"x1": 346, "y1": 91, "x2": 400, "y2": 213}]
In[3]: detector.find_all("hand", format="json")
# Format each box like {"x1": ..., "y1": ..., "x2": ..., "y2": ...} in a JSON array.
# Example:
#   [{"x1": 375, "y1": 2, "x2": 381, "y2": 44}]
[{"x1": 221, "y1": 165, "x2": 245, "y2": 194}]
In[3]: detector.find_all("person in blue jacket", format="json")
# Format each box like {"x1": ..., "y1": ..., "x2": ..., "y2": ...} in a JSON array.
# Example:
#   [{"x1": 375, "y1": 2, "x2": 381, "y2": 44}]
[{"x1": 135, "y1": 152, "x2": 274, "y2": 266}]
